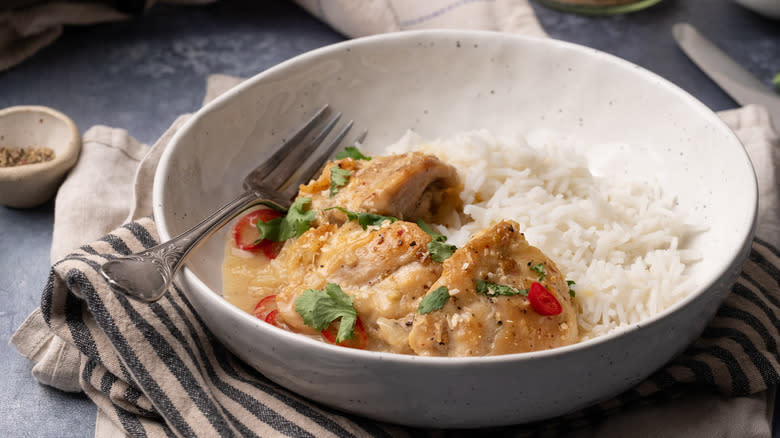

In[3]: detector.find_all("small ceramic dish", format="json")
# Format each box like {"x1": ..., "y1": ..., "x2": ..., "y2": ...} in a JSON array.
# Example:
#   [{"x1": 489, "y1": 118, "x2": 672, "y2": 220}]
[{"x1": 0, "y1": 105, "x2": 81, "y2": 208}]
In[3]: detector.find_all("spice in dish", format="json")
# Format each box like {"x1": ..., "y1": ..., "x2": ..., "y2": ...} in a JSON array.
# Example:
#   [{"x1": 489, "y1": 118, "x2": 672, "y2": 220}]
[{"x1": 0, "y1": 146, "x2": 55, "y2": 167}]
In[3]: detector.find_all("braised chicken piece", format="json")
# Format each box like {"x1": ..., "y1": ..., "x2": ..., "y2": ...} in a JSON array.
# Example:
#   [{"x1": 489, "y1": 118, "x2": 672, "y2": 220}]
[
  {"x1": 272, "y1": 220, "x2": 442, "y2": 354},
  {"x1": 231, "y1": 151, "x2": 580, "y2": 356},
  {"x1": 297, "y1": 152, "x2": 462, "y2": 226},
  {"x1": 408, "y1": 220, "x2": 578, "y2": 356}
]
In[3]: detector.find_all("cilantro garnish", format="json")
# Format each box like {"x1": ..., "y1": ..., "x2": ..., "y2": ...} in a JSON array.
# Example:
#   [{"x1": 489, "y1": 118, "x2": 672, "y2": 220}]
[
  {"x1": 530, "y1": 263, "x2": 546, "y2": 281},
  {"x1": 774, "y1": 73, "x2": 780, "y2": 91},
  {"x1": 417, "y1": 286, "x2": 450, "y2": 314},
  {"x1": 416, "y1": 219, "x2": 457, "y2": 262},
  {"x1": 257, "y1": 197, "x2": 316, "y2": 242},
  {"x1": 475, "y1": 280, "x2": 528, "y2": 297},
  {"x1": 416, "y1": 219, "x2": 444, "y2": 240},
  {"x1": 326, "y1": 207, "x2": 397, "y2": 229},
  {"x1": 428, "y1": 241, "x2": 457, "y2": 263},
  {"x1": 295, "y1": 283, "x2": 357, "y2": 343},
  {"x1": 334, "y1": 146, "x2": 371, "y2": 161},
  {"x1": 329, "y1": 167, "x2": 351, "y2": 198},
  {"x1": 567, "y1": 280, "x2": 576, "y2": 297}
]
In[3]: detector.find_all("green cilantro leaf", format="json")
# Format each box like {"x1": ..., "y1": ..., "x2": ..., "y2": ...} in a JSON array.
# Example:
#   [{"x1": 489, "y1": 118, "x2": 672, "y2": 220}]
[
  {"x1": 567, "y1": 280, "x2": 576, "y2": 297},
  {"x1": 530, "y1": 263, "x2": 546, "y2": 281},
  {"x1": 417, "y1": 286, "x2": 450, "y2": 314},
  {"x1": 334, "y1": 146, "x2": 371, "y2": 161},
  {"x1": 280, "y1": 197, "x2": 316, "y2": 240},
  {"x1": 256, "y1": 216, "x2": 283, "y2": 242},
  {"x1": 774, "y1": 72, "x2": 780, "y2": 91},
  {"x1": 257, "y1": 197, "x2": 316, "y2": 242},
  {"x1": 329, "y1": 167, "x2": 351, "y2": 198},
  {"x1": 416, "y1": 219, "x2": 457, "y2": 262},
  {"x1": 326, "y1": 207, "x2": 397, "y2": 229},
  {"x1": 475, "y1": 280, "x2": 528, "y2": 297},
  {"x1": 428, "y1": 240, "x2": 457, "y2": 263},
  {"x1": 416, "y1": 219, "x2": 446, "y2": 242},
  {"x1": 295, "y1": 283, "x2": 357, "y2": 343}
]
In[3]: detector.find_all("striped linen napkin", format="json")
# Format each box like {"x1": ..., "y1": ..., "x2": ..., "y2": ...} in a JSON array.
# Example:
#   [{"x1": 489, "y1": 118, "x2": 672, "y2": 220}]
[
  {"x1": 26, "y1": 219, "x2": 780, "y2": 437},
  {"x1": 10, "y1": 69, "x2": 780, "y2": 436}
]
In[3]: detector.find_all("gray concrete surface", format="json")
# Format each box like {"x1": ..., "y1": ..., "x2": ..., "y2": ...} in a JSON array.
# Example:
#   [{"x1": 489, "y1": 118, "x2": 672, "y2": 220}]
[{"x1": 0, "y1": 0, "x2": 777, "y2": 436}]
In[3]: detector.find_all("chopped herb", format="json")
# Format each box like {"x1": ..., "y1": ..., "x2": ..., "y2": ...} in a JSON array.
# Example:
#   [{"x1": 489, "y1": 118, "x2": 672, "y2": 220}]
[
  {"x1": 326, "y1": 207, "x2": 397, "y2": 229},
  {"x1": 334, "y1": 146, "x2": 371, "y2": 161},
  {"x1": 530, "y1": 263, "x2": 546, "y2": 281},
  {"x1": 257, "y1": 197, "x2": 316, "y2": 242},
  {"x1": 295, "y1": 283, "x2": 357, "y2": 343},
  {"x1": 417, "y1": 286, "x2": 450, "y2": 314},
  {"x1": 416, "y1": 219, "x2": 445, "y2": 241},
  {"x1": 428, "y1": 241, "x2": 457, "y2": 262},
  {"x1": 475, "y1": 280, "x2": 528, "y2": 297},
  {"x1": 567, "y1": 280, "x2": 576, "y2": 297},
  {"x1": 329, "y1": 167, "x2": 351, "y2": 198},
  {"x1": 774, "y1": 72, "x2": 780, "y2": 90},
  {"x1": 417, "y1": 219, "x2": 457, "y2": 262}
]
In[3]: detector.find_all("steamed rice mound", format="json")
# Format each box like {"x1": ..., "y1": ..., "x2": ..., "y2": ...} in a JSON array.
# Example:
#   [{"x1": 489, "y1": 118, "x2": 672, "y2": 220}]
[{"x1": 386, "y1": 129, "x2": 703, "y2": 340}]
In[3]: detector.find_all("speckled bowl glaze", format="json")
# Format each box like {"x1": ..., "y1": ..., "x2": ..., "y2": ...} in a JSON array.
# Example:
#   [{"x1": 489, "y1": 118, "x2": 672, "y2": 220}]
[
  {"x1": 0, "y1": 106, "x2": 81, "y2": 208},
  {"x1": 154, "y1": 30, "x2": 757, "y2": 428}
]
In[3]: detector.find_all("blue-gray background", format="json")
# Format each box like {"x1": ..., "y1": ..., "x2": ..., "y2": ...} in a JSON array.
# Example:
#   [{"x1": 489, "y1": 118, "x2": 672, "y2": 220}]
[{"x1": 1, "y1": 0, "x2": 778, "y2": 436}]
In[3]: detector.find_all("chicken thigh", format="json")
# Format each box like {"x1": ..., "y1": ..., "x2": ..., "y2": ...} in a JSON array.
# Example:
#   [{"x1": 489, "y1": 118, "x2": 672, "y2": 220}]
[
  {"x1": 408, "y1": 220, "x2": 578, "y2": 356},
  {"x1": 274, "y1": 220, "x2": 442, "y2": 353},
  {"x1": 298, "y1": 152, "x2": 462, "y2": 226}
]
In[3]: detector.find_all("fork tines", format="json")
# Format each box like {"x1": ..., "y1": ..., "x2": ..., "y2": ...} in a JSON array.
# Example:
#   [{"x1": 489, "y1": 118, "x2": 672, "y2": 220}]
[{"x1": 242, "y1": 105, "x2": 366, "y2": 201}]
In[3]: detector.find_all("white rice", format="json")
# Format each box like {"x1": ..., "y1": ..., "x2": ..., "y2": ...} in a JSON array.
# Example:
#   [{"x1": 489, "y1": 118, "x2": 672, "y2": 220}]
[{"x1": 385, "y1": 129, "x2": 703, "y2": 339}]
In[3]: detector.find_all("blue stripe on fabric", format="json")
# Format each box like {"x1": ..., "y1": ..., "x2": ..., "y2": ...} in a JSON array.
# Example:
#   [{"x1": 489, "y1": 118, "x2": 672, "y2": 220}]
[
  {"x1": 165, "y1": 288, "x2": 333, "y2": 438},
  {"x1": 109, "y1": 288, "x2": 237, "y2": 437},
  {"x1": 99, "y1": 234, "x2": 133, "y2": 256},
  {"x1": 167, "y1": 283, "x2": 369, "y2": 438},
  {"x1": 123, "y1": 222, "x2": 158, "y2": 250},
  {"x1": 63, "y1": 278, "x2": 102, "y2": 362},
  {"x1": 63, "y1": 268, "x2": 197, "y2": 437},
  {"x1": 686, "y1": 345, "x2": 750, "y2": 395}
]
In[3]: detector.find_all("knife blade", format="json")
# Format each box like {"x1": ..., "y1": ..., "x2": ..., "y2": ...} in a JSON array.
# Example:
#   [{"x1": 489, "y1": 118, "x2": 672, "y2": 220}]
[{"x1": 672, "y1": 22, "x2": 780, "y2": 130}]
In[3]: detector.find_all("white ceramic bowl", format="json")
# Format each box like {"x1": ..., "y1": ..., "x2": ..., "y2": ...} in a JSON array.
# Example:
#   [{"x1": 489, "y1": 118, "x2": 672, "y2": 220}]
[
  {"x1": 0, "y1": 105, "x2": 81, "y2": 208},
  {"x1": 154, "y1": 30, "x2": 757, "y2": 428}
]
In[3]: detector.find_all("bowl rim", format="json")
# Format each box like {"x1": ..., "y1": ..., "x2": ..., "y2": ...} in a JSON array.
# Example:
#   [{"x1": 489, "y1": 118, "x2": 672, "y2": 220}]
[
  {"x1": 154, "y1": 29, "x2": 758, "y2": 365},
  {"x1": 0, "y1": 105, "x2": 81, "y2": 176}
]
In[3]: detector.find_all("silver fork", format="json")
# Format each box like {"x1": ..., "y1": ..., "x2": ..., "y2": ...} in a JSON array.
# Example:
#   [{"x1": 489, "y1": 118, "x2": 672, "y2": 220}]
[{"x1": 100, "y1": 105, "x2": 364, "y2": 302}]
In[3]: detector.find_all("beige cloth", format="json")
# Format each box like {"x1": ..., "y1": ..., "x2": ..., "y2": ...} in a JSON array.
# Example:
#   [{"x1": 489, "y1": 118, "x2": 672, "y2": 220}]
[
  {"x1": 0, "y1": 0, "x2": 216, "y2": 71},
  {"x1": 294, "y1": 0, "x2": 547, "y2": 37},
  {"x1": 0, "y1": 0, "x2": 546, "y2": 72},
  {"x1": 9, "y1": 1, "x2": 779, "y2": 437}
]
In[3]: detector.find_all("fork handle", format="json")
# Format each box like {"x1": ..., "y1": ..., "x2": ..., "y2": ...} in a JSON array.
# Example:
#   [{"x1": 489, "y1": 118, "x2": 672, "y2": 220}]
[{"x1": 100, "y1": 189, "x2": 289, "y2": 302}]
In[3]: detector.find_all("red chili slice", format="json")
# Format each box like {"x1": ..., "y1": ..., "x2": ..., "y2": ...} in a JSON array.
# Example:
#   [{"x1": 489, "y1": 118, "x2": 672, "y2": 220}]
[
  {"x1": 254, "y1": 295, "x2": 286, "y2": 329},
  {"x1": 264, "y1": 309, "x2": 280, "y2": 326},
  {"x1": 256, "y1": 239, "x2": 284, "y2": 260},
  {"x1": 321, "y1": 316, "x2": 367, "y2": 350},
  {"x1": 233, "y1": 209, "x2": 283, "y2": 255},
  {"x1": 528, "y1": 282, "x2": 562, "y2": 316},
  {"x1": 254, "y1": 294, "x2": 279, "y2": 322}
]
